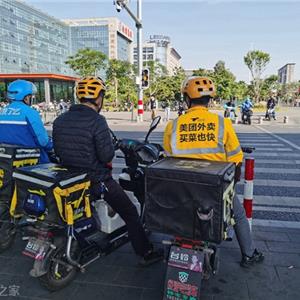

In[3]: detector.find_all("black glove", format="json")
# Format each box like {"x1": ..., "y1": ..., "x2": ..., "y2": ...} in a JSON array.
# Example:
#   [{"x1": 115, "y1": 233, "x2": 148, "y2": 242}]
[
  {"x1": 47, "y1": 150, "x2": 59, "y2": 164},
  {"x1": 234, "y1": 163, "x2": 242, "y2": 184}
]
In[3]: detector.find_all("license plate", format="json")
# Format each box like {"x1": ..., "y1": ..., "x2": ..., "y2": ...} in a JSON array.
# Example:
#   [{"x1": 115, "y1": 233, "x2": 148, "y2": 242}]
[{"x1": 23, "y1": 238, "x2": 50, "y2": 261}]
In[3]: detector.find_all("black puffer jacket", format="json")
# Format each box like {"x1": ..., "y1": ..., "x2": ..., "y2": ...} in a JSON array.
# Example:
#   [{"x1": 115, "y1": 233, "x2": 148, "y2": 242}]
[{"x1": 53, "y1": 104, "x2": 114, "y2": 182}]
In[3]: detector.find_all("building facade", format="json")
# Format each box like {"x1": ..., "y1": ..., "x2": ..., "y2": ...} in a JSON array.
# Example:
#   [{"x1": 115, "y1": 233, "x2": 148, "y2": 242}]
[
  {"x1": 0, "y1": 2, "x2": 134, "y2": 103},
  {"x1": 0, "y1": 2, "x2": 134, "y2": 76},
  {"x1": 278, "y1": 63, "x2": 296, "y2": 84},
  {"x1": 0, "y1": 0, "x2": 70, "y2": 74},
  {"x1": 133, "y1": 35, "x2": 182, "y2": 75},
  {"x1": 64, "y1": 18, "x2": 134, "y2": 62},
  {"x1": 0, "y1": 73, "x2": 77, "y2": 104}
]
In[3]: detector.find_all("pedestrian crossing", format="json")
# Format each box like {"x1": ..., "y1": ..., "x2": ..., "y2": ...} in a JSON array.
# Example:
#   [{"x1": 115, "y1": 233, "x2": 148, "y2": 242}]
[{"x1": 112, "y1": 131, "x2": 300, "y2": 229}]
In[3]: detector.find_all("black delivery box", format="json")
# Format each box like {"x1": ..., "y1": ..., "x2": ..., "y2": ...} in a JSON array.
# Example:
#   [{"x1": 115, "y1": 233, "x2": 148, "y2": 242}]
[
  {"x1": 0, "y1": 144, "x2": 40, "y2": 205},
  {"x1": 12, "y1": 163, "x2": 90, "y2": 225},
  {"x1": 145, "y1": 157, "x2": 236, "y2": 244}
]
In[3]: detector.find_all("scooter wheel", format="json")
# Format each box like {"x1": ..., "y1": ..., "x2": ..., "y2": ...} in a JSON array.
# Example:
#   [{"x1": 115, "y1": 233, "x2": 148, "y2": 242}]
[
  {"x1": 0, "y1": 222, "x2": 16, "y2": 253},
  {"x1": 0, "y1": 206, "x2": 16, "y2": 253},
  {"x1": 39, "y1": 241, "x2": 80, "y2": 291}
]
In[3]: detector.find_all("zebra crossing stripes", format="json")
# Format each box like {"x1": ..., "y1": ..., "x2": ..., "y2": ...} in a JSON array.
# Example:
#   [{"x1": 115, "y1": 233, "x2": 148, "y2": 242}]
[
  {"x1": 237, "y1": 179, "x2": 300, "y2": 188},
  {"x1": 249, "y1": 148, "x2": 292, "y2": 151},
  {"x1": 249, "y1": 153, "x2": 300, "y2": 157},
  {"x1": 245, "y1": 167, "x2": 300, "y2": 174},
  {"x1": 236, "y1": 195, "x2": 300, "y2": 207},
  {"x1": 254, "y1": 159, "x2": 300, "y2": 164}
]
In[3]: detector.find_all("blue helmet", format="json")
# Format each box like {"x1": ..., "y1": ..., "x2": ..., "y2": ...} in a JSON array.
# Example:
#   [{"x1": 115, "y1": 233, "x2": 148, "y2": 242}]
[{"x1": 7, "y1": 80, "x2": 37, "y2": 101}]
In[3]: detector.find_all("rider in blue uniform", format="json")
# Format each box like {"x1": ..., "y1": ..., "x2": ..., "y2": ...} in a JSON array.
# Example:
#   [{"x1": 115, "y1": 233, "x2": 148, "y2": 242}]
[
  {"x1": 241, "y1": 97, "x2": 253, "y2": 111},
  {"x1": 0, "y1": 80, "x2": 52, "y2": 163}
]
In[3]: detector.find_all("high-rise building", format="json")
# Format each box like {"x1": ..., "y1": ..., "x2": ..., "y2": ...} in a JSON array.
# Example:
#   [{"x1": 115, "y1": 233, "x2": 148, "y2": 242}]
[
  {"x1": 278, "y1": 63, "x2": 296, "y2": 84},
  {"x1": 0, "y1": 0, "x2": 70, "y2": 74},
  {"x1": 64, "y1": 18, "x2": 134, "y2": 63},
  {"x1": 0, "y1": 1, "x2": 134, "y2": 103},
  {"x1": 133, "y1": 35, "x2": 182, "y2": 75}
]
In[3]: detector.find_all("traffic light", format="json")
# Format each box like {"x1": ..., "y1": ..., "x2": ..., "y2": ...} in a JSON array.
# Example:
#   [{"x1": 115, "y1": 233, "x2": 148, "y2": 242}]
[{"x1": 142, "y1": 68, "x2": 149, "y2": 89}]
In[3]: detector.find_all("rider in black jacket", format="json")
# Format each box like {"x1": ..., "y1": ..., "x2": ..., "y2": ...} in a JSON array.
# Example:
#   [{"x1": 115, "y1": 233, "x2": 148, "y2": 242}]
[
  {"x1": 53, "y1": 76, "x2": 163, "y2": 266},
  {"x1": 265, "y1": 96, "x2": 276, "y2": 120}
]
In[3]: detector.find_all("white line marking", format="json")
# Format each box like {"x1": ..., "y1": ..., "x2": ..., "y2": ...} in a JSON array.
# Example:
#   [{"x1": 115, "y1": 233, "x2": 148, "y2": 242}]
[
  {"x1": 253, "y1": 219, "x2": 300, "y2": 229},
  {"x1": 237, "y1": 179, "x2": 300, "y2": 187},
  {"x1": 237, "y1": 194, "x2": 300, "y2": 206},
  {"x1": 254, "y1": 125, "x2": 300, "y2": 151}
]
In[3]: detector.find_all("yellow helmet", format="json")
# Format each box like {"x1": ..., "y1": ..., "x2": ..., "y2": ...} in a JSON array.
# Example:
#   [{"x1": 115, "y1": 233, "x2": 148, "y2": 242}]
[
  {"x1": 182, "y1": 76, "x2": 216, "y2": 100},
  {"x1": 76, "y1": 76, "x2": 106, "y2": 101}
]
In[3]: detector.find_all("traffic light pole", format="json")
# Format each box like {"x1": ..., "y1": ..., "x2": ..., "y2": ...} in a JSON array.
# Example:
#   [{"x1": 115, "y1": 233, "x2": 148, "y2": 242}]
[
  {"x1": 136, "y1": 0, "x2": 143, "y2": 122},
  {"x1": 114, "y1": 0, "x2": 143, "y2": 122}
]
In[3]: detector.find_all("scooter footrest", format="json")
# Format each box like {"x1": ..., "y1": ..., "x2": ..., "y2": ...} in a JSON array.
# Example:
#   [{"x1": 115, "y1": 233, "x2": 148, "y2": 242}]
[
  {"x1": 80, "y1": 244, "x2": 102, "y2": 265},
  {"x1": 85, "y1": 231, "x2": 107, "y2": 244}
]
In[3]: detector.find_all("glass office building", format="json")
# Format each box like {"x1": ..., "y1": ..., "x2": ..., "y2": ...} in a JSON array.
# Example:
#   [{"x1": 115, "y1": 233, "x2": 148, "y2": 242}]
[
  {"x1": 0, "y1": 3, "x2": 133, "y2": 103},
  {"x1": 70, "y1": 25, "x2": 109, "y2": 57},
  {"x1": 0, "y1": 0, "x2": 70, "y2": 74},
  {"x1": 65, "y1": 18, "x2": 133, "y2": 63}
]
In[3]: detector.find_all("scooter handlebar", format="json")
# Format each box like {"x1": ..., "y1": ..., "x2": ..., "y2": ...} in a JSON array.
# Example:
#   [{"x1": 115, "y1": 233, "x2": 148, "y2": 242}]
[{"x1": 241, "y1": 146, "x2": 255, "y2": 153}]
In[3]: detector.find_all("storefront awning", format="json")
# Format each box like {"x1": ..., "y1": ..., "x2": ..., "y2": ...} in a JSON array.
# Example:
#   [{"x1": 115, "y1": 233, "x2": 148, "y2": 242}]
[{"x1": 0, "y1": 73, "x2": 78, "y2": 82}]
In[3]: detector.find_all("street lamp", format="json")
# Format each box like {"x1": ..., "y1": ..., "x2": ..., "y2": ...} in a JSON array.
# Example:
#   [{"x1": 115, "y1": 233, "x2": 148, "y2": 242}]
[{"x1": 113, "y1": 0, "x2": 144, "y2": 122}]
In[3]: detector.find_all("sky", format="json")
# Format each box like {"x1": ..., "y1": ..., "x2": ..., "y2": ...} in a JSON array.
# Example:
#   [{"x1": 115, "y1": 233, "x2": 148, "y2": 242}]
[{"x1": 25, "y1": 0, "x2": 300, "y2": 81}]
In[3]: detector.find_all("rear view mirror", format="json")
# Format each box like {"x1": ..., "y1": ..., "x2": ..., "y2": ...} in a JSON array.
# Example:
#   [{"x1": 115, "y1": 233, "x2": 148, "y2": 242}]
[
  {"x1": 145, "y1": 116, "x2": 161, "y2": 143},
  {"x1": 150, "y1": 116, "x2": 161, "y2": 130}
]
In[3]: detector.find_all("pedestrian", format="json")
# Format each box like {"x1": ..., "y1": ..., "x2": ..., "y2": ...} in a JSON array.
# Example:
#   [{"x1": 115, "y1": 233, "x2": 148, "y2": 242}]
[
  {"x1": 150, "y1": 95, "x2": 158, "y2": 120},
  {"x1": 59, "y1": 99, "x2": 67, "y2": 115},
  {"x1": 164, "y1": 100, "x2": 170, "y2": 122}
]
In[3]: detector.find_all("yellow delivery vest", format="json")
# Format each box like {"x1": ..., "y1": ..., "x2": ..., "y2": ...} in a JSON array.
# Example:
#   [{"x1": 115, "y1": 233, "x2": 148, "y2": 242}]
[{"x1": 163, "y1": 106, "x2": 243, "y2": 164}]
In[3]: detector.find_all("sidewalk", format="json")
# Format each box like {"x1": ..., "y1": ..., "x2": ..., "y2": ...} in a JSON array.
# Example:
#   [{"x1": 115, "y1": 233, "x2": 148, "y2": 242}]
[
  {"x1": 43, "y1": 107, "x2": 300, "y2": 131},
  {"x1": 89, "y1": 107, "x2": 300, "y2": 128},
  {"x1": 1, "y1": 225, "x2": 298, "y2": 299}
]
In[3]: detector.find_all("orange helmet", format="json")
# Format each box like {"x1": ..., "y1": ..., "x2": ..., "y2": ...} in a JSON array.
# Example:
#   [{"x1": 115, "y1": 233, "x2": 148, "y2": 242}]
[
  {"x1": 76, "y1": 76, "x2": 106, "y2": 102},
  {"x1": 181, "y1": 76, "x2": 216, "y2": 100}
]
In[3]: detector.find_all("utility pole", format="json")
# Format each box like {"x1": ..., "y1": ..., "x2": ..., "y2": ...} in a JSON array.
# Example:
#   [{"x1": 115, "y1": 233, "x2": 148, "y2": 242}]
[
  {"x1": 113, "y1": 0, "x2": 143, "y2": 122},
  {"x1": 136, "y1": 0, "x2": 143, "y2": 122}
]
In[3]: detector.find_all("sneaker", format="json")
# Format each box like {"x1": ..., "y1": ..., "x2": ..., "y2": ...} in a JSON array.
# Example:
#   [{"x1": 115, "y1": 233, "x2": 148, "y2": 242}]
[
  {"x1": 139, "y1": 248, "x2": 164, "y2": 267},
  {"x1": 240, "y1": 249, "x2": 264, "y2": 268}
]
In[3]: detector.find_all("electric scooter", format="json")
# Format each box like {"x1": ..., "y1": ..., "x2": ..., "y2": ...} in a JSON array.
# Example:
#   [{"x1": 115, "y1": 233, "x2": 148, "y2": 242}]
[{"x1": 6, "y1": 117, "x2": 163, "y2": 291}]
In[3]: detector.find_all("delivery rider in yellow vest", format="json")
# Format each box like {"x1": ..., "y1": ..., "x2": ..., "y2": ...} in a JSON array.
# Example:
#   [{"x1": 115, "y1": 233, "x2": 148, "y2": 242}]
[{"x1": 163, "y1": 76, "x2": 264, "y2": 268}]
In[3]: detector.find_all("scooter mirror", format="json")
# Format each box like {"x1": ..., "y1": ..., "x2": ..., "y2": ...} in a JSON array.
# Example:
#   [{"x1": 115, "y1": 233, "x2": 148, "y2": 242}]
[
  {"x1": 145, "y1": 116, "x2": 161, "y2": 143},
  {"x1": 150, "y1": 116, "x2": 161, "y2": 130}
]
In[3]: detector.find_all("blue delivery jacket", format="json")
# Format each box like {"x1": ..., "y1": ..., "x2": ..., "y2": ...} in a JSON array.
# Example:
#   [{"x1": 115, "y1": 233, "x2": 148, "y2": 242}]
[{"x1": 0, "y1": 101, "x2": 53, "y2": 163}]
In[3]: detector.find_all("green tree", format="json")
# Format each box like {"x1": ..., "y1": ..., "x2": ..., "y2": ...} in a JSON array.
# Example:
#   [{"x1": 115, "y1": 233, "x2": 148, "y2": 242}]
[
  {"x1": 244, "y1": 50, "x2": 271, "y2": 102},
  {"x1": 65, "y1": 48, "x2": 107, "y2": 77},
  {"x1": 153, "y1": 67, "x2": 186, "y2": 107},
  {"x1": 105, "y1": 59, "x2": 136, "y2": 108},
  {"x1": 213, "y1": 61, "x2": 236, "y2": 100},
  {"x1": 232, "y1": 81, "x2": 249, "y2": 100},
  {"x1": 142, "y1": 61, "x2": 168, "y2": 107},
  {"x1": 260, "y1": 75, "x2": 279, "y2": 100},
  {"x1": 193, "y1": 68, "x2": 213, "y2": 77},
  {"x1": 278, "y1": 82, "x2": 300, "y2": 105},
  {"x1": 193, "y1": 61, "x2": 236, "y2": 100}
]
